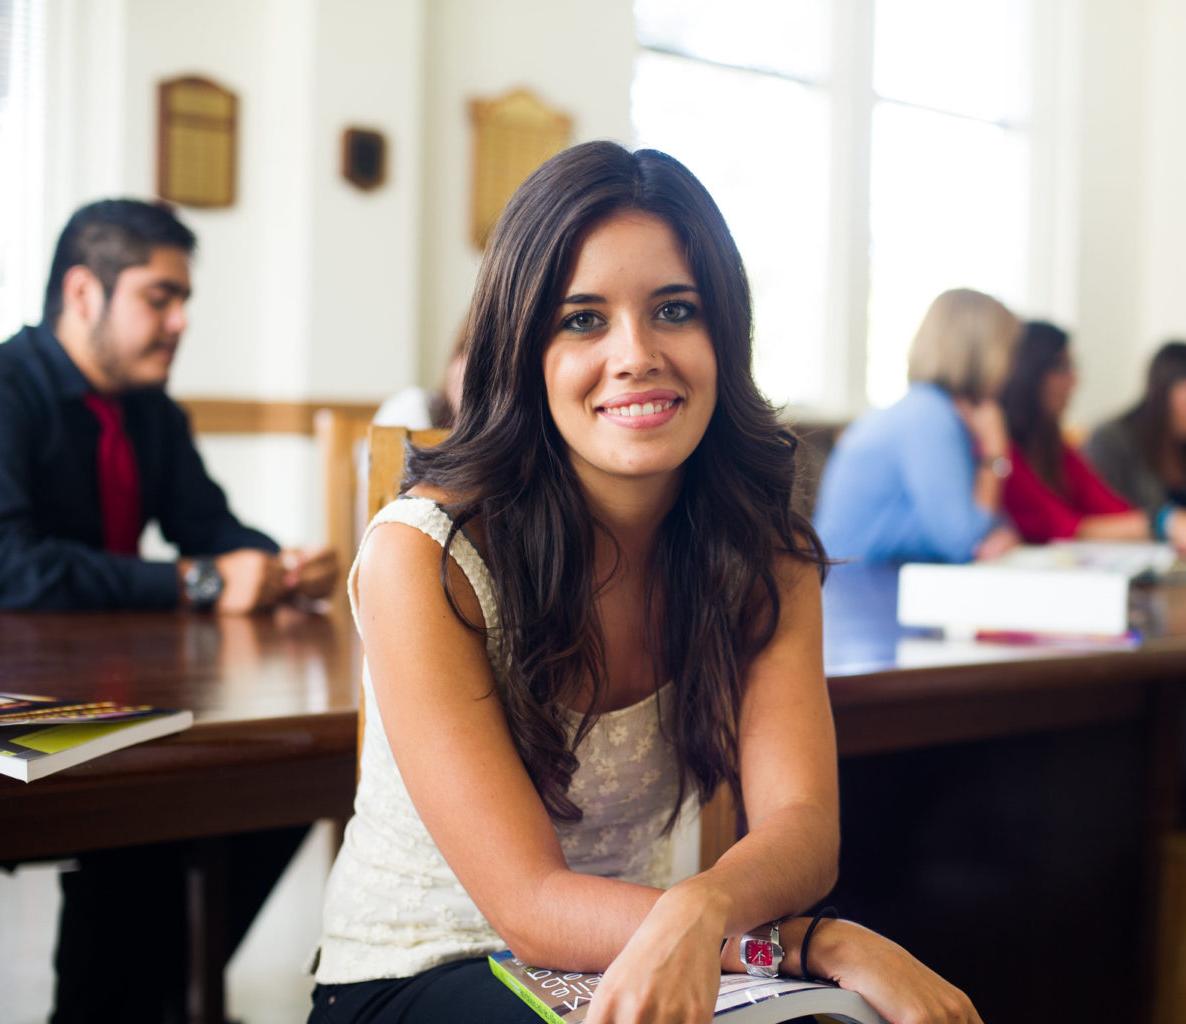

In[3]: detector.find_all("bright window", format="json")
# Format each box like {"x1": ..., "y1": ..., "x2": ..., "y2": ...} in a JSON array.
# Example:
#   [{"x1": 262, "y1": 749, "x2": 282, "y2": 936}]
[
  {"x1": 633, "y1": 0, "x2": 831, "y2": 408},
  {"x1": 633, "y1": 0, "x2": 1044, "y2": 412},
  {"x1": 0, "y1": 0, "x2": 47, "y2": 338},
  {"x1": 867, "y1": 0, "x2": 1032, "y2": 407}
]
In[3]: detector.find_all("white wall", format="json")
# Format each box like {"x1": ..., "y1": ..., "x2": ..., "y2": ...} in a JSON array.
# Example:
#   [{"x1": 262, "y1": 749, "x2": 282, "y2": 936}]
[
  {"x1": 1064, "y1": 0, "x2": 1152, "y2": 425},
  {"x1": 1142, "y1": 0, "x2": 1186, "y2": 350},
  {"x1": 116, "y1": 0, "x2": 424, "y2": 402},
  {"x1": 418, "y1": 0, "x2": 635, "y2": 385}
]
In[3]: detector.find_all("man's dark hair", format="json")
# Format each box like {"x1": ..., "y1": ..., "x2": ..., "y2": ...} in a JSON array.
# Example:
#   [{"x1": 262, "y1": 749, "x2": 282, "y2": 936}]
[{"x1": 42, "y1": 199, "x2": 196, "y2": 326}]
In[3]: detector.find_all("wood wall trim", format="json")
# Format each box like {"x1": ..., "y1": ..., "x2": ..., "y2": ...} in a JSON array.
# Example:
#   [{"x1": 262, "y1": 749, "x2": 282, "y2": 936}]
[{"x1": 179, "y1": 398, "x2": 379, "y2": 436}]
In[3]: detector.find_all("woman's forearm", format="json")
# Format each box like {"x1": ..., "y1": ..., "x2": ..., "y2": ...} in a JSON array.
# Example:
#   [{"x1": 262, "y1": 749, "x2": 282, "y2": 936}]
[
  {"x1": 972, "y1": 464, "x2": 1005, "y2": 513},
  {"x1": 682, "y1": 798, "x2": 839, "y2": 941},
  {"x1": 506, "y1": 798, "x2": 836, "y2": 971},
  {"x1": 510, "y1": 870, "x2": 663, "y2": 970},
  {"x1": 1074, "y1": 509, "x2": 1149, "y2": 541}
]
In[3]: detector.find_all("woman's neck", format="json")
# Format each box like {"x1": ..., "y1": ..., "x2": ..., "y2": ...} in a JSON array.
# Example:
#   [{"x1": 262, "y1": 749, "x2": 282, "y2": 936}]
[{"x1": 578, "y1": 470, "x2": 680, "y2": 574}]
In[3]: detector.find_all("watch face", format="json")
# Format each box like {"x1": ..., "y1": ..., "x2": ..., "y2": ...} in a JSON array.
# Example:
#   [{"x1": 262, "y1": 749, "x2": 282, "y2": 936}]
[
  {"x1": 744, "y1": 940, "x2": 774, "y2": 967},
  {"x1": 186, "y1": 560, "x2": 224, "y2": 609}
]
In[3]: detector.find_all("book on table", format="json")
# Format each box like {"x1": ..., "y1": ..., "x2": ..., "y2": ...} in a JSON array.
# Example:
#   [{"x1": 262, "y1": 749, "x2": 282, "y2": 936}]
[
  {"x1": 897, "y1": 540, "x2": 1180, "y2": 639},
  {"x1": 488, "y1": 950, "x2": 888, "y2": 1024},
  {"x1": 0, "y1": 692, "x2": 194, "y2": 783}
]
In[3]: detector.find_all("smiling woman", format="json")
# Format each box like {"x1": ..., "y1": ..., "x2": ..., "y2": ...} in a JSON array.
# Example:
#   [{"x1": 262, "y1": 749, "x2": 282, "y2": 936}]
[{"x1": 309, "y1": 142, "x2": 982, "y2": 1024}]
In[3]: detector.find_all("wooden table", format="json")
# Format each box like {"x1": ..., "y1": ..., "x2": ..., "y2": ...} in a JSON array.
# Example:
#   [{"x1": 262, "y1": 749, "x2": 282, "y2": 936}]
[
  {"x1": 2, "y1": 570, "x2": 1184, "y2": 1022},
  {"x1": 0, "y1": 607, "x2": 360, "y2": 1023},
  {"x1": 822, "y1": 562, "x2": 1186, "y2": 1023}
]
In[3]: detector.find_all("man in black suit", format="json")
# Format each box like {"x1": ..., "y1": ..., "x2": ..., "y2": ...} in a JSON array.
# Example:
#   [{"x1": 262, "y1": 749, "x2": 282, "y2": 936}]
[
  {"x1": 0, "y1": 199, "x2": 338, "y2": 1022},
  {"x1": 0, "y1": 198, "x2": 337, "y2": 611}
]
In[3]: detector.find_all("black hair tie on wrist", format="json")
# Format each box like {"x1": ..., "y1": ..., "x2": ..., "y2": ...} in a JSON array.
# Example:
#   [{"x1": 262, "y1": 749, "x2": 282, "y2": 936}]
[{"x1": 799, "y1": 904, "x2": 839, "y2": 982}]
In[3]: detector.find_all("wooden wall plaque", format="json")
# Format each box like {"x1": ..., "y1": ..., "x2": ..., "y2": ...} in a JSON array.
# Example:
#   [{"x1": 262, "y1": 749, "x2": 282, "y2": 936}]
[
  {"x1": 468, "y1": 88, "x2": 572, "y2": 249},
  {"x1": 157, "y1": 76, "x2": 238, "y2": 208}
]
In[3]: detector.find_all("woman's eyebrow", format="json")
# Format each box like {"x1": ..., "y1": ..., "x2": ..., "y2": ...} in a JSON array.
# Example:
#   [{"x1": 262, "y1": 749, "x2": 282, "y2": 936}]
[{"x1": 560, "y1": 283, "x2": 699, "y2": 305}]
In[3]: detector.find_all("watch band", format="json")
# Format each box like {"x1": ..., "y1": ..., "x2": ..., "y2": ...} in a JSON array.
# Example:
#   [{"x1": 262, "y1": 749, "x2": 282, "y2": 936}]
[
  {"x1": 739, "y1": 919, "x2": 784, "y2": 979},
  {"x1": 979, "y1": 454, "x2": 1013, "y2": 479}
]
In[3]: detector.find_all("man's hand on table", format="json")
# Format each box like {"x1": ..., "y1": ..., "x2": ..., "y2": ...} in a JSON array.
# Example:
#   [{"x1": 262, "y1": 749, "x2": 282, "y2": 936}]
[
  {"x1": 280, "y1": 546, "x2": 339, "y2": 601},
  {"x1": 178, "y1": 546, "x2": 340, "y2": 613}
]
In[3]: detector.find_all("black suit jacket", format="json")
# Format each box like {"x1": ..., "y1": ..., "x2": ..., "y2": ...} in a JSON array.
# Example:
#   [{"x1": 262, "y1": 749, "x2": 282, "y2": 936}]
[{"x1": 0, "y1": 323, "x2": 278, "y2": 609}]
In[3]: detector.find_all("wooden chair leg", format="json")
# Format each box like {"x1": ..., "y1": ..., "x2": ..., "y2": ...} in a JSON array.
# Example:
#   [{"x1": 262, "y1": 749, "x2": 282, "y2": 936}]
[{"x1": 186, "y1": 837, "x2": 229, "y2": 1024}]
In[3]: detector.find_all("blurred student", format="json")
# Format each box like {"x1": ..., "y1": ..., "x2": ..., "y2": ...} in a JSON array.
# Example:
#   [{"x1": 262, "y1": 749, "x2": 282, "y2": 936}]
[
  {"x1": 0, "y1": 198, "x2": 333, "y2": 1022},
  {"x1": 814, "y1": 288, "x2": 1021, "y2": 563},
  {"x1": 0, "y1": 199, "x2": 338, "y2": 611},
  {"x1": 1084, "y1": 341, "x2": 1186, "y2": 539},
  {"x1": 373, "y1": 332, "x2": 466, "y2": 429},
  {"x1": 999, "y1": 321, "x2": 1186, "y2": 547}
]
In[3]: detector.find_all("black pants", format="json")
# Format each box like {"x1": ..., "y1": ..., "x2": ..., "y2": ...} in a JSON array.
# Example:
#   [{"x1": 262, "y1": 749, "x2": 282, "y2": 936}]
[
  {"x1": 309, "y1": 958, "x2": 539, "y2": 1024},
  {"x1": 50, "y1": 825, "x2": 307, "y2": 1024},
  {"x1": 309, "y1": 961, "x2": 830, "y2": 1024}
]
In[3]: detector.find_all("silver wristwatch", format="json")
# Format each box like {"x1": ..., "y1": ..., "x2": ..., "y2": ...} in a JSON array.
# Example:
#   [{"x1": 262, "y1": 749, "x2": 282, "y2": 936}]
[
  {"x1": 739, "y1": 920, "x2": 784, "y2": 979},
  {"x1": 183, "y1": 558, "x2": 224, "y2": 610}
]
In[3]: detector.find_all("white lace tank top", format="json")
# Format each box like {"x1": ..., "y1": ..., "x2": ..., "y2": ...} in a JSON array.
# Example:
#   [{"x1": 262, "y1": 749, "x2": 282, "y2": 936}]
[{"x1": 314, "y1": 497, "x2": 681, "y2": 983}]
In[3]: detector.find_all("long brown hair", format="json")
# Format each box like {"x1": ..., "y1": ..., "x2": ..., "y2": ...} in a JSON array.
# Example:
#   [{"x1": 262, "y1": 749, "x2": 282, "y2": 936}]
[
  {"x1": 407, "y1": 142, "x2": 825, "y2": 828},
  {"x1": 1125, "y1": 341, "x2": 1186, "y2": 487},
  {"x1": 1000, "y1": 321, "x2": 1070, "y2": 490}
]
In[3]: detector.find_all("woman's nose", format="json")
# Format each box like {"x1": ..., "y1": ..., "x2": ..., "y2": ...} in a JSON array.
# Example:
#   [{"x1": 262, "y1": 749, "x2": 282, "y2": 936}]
[{"x1": 609, "y1": 316, "x2": 660, "y2": 376}]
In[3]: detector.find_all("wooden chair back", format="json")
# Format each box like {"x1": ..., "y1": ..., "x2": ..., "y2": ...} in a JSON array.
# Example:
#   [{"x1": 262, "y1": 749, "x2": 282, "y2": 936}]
[
  {"x1": 314, "y1": 408, "x2": 373, "y2": 583},
  {"x1": 365, "y1": 425, "x2": 450, "y2": 522}
]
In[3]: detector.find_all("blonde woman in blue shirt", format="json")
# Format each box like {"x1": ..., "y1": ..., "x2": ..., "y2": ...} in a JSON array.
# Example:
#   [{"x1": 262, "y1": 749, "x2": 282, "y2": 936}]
[{"x1": 814, "y1": 289, "x2": 1023, "y2": 564}]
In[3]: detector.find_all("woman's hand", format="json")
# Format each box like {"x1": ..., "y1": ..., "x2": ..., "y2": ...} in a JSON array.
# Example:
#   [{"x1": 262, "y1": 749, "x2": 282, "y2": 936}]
[
  {"x1": 1165, "y1": 509, "x2": 1186, "y2": 554},
  {"x1": 584, "y1": 885, "x2": 725, "y2": 1024},
  {"x1": 801, "y1": 917, "x2": 983, "y2": 1024},
  {"x1": 953, "y1": 398, "x2": 1009, "y2": 460},
  {"x1": 974, "y1": 524, "x2": 1020, "y2": 561}
]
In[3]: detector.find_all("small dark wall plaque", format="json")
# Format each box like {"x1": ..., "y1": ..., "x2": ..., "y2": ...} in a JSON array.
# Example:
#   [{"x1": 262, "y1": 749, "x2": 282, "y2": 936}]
[{"x1": 341, "y1": 128, "x2": 387, "y2": 191}]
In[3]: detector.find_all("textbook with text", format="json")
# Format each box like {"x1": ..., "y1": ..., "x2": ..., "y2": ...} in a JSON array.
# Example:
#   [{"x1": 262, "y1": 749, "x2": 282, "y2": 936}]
[
  {"x1": 488, "y1": 950, "x2": 888, "y2": 1023},
  {"x1": 0, "y1": 693, "x2": 193, "y2": 782}
]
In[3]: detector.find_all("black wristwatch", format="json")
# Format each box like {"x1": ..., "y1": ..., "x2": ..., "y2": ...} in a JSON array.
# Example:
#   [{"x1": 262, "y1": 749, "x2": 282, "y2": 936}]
[{"x1": 183, "y1": 558, "x2": 224, "y2": 610}]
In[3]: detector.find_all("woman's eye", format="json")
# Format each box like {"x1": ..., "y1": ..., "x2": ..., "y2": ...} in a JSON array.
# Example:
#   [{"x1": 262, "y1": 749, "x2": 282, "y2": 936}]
[
  {"x1": 561, "y1": 311, "x2": 603, "y2": 333},
  {"x1": 656, "y1": 301, "x2": 695, "y2": 323}
]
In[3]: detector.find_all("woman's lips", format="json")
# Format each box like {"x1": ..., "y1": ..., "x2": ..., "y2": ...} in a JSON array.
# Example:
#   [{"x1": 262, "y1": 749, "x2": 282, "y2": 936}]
[{"x1": 597, "y1": 397, "x2": 682, "y2": 429}]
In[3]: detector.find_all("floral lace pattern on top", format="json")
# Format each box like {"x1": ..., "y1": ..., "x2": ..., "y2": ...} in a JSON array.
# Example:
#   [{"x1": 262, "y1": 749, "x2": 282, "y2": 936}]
[{"x1": 314, "y1": 497, "x2": 680, "y2": 984}]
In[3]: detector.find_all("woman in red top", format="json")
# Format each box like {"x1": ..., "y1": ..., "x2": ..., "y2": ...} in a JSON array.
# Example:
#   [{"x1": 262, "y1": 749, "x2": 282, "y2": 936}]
[{"x1": 999, "y1": 320, "x2": 1186, "y2": 545}]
